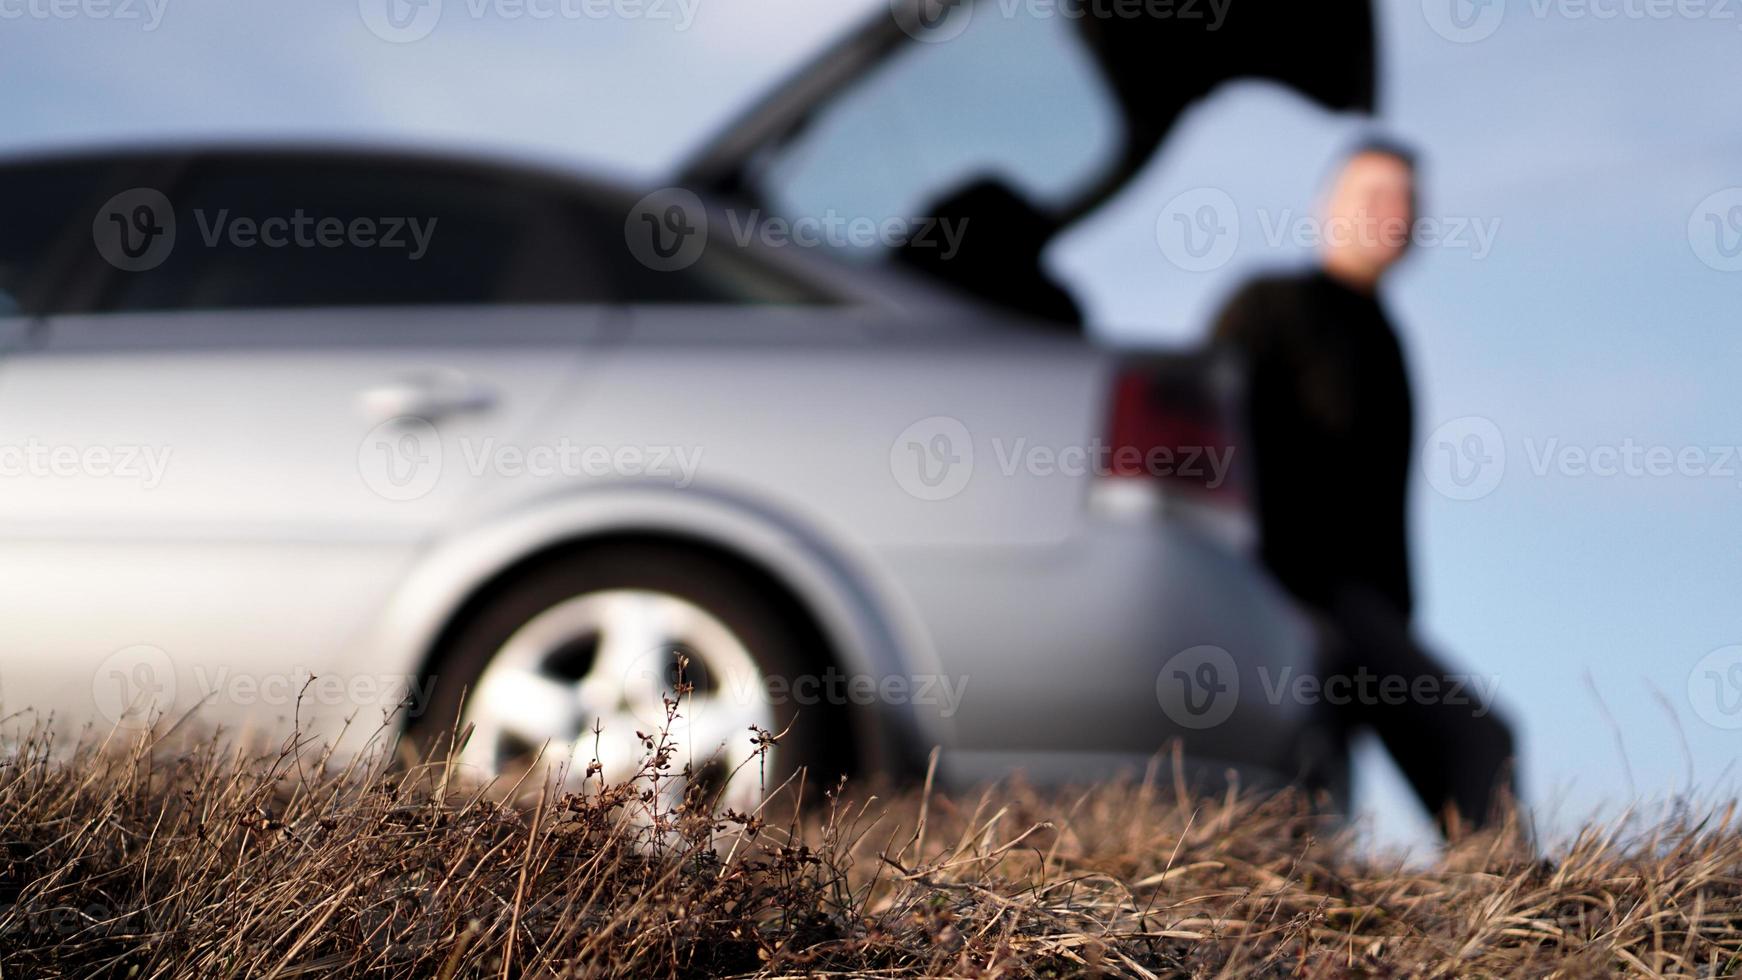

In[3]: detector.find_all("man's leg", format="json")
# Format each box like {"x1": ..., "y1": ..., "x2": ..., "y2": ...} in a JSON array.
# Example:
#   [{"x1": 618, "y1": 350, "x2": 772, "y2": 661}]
[{"x1": 1326, "y1": 586, "x2": 1517, "y2": 831}]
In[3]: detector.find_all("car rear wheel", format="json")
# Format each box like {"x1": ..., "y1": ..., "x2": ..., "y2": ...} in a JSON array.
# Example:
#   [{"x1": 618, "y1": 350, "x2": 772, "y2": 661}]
[{"x1": 417, "y1": 543, "x2": 849, "y2": 808}]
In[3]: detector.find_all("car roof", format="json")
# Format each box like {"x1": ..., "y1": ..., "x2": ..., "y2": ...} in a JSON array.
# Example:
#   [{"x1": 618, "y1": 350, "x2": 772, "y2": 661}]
[{"x1": 0, "y1": 138, "x2": 645, "y2": 207}]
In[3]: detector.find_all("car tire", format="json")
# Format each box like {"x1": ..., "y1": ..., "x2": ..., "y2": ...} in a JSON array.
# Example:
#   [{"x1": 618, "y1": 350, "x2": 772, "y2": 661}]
[{"x1": 413, "y1": 542, "x2": 854, "y2": 804}]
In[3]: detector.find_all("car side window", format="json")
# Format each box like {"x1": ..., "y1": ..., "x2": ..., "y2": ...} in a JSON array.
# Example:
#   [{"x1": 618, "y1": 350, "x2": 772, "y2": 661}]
[
  {"x1": 0, "y1": 160, "x2": 135, "y2": 316},
  {"x1": 594, "y1": 202, "x2": 838, "y2": 306},
  {"x1": 7, "y1": 152, "x2": 838, "y2": 314},
  {"x1": 97, "y1": 157, "x2": 612, "y2": 313}
]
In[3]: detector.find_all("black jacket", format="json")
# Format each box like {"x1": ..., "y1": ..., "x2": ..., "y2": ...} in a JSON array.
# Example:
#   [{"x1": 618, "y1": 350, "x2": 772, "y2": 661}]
[{"x1": 1212, "y1": 271, "x2": 1416, "y2": 617}]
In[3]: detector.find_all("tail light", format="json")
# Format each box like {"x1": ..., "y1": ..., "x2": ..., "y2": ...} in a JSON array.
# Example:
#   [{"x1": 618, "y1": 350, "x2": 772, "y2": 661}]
[{"x1": 1094, "y1": 355, "x2": 1253, "y2": 546}]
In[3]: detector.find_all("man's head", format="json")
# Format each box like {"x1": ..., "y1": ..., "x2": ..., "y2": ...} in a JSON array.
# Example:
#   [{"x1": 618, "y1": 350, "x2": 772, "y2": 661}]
[{"x1": 1319, "y1": 138, "x2": 1419, "y2": 291}]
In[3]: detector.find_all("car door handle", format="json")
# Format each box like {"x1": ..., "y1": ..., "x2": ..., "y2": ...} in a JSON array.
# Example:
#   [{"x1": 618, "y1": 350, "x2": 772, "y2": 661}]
[{"x1": 360, "y1": 374, "x2": 498, "y2": 422}]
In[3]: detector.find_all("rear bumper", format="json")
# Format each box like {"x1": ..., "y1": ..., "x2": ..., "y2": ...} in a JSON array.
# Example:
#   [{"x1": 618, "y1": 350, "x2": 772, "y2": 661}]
[{"x1": 875, "y1": 511, "x2": 1340, "y2": 791}]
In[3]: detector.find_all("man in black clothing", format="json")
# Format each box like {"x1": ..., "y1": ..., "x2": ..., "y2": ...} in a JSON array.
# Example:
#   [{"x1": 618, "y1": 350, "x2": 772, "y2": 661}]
[{"x1": 1211, "y1": 141, "x2": 1516, "y2": 832}]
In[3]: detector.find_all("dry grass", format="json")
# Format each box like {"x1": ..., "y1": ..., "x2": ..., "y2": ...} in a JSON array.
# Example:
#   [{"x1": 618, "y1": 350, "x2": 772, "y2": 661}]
[{"x1": 1, "y1": 706, "x2": 1739, "y2": 979}]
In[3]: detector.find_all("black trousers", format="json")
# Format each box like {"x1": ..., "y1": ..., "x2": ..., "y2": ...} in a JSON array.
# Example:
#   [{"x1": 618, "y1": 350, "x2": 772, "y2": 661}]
[{"x1": 1317, "y1": 585, "x2": 1517, "y2": 832}]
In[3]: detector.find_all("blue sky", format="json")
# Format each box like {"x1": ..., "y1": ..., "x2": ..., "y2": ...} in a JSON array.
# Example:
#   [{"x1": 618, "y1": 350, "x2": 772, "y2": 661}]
[{"x1": 4, "y1": 0, "x2": 1740, "y2": 848}]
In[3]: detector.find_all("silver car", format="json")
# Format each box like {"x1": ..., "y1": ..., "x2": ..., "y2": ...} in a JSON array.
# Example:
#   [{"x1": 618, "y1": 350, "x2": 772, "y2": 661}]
[{"x1": 0, "y1": 1, "x2": 1374, "y2": 801}]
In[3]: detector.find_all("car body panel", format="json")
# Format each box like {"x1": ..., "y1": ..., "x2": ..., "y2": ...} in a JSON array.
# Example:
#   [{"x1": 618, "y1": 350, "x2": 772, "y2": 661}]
[
  {"x1": 0, "y1": 141, "x2": 1338, "y2": 797},
  {"x1": 0, "y1": 306, "x2": 609, "y2": 739}
]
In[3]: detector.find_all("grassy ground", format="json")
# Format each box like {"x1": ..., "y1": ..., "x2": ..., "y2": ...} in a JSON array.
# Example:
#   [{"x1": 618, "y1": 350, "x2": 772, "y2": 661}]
[{"x1": 0, "y1": 713, "x2": 1738, "y2": 979}]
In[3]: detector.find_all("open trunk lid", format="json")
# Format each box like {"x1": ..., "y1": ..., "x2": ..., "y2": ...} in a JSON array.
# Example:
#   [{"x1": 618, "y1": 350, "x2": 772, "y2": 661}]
[{"x1": 678, "y1": 0, "x2": 1375, "y2": 222}]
